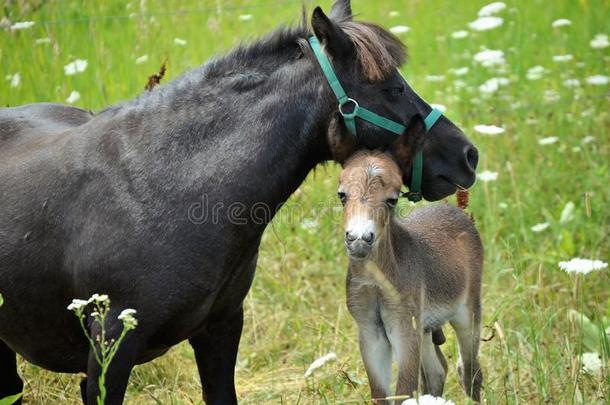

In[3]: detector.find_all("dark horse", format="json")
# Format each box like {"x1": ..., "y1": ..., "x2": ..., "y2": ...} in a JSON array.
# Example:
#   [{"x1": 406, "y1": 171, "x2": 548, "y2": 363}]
[{"x1": 0, "y1": 1, "x2": 477, "y2": 403}]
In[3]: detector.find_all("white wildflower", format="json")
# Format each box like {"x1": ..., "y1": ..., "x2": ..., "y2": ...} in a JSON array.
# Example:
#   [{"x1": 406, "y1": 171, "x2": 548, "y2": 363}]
[
  {"x1": 174, "y1": 38, "x2": 187, "y2": 46},
  {"x1": 118, "y1": 308, "x2": 138, "y2": 328},
  {"x1": 585, "y1": 75, "x2": 609, "y2": 85},
  {"x1": 35, "y1": 37, "x2": 51, "y2": 45},
  {"x1": 64, "y1": 59, "x2": 88, "y2": 75},
  {"x1": 473, "y1": 49, "x2": 505, "y2": 67},
  {"x1": 453, "y1": 79, "x2": 467, "y2": 89},
  {"x1": 581, "y1": 135, "x2": 595, "y2": 144},
  {"x1": 551, "y1": 19, "x2": 572, "y2": 28},
  {"x1": 402, "y1": 394, "x2": 455, "y2": 405},
  {"x1": 538, "y1": 136, "x2": 558, "y2": 145},
  {"x1": 526, "y1": 65, "x2": 546, "y2": 80},
  {"x1": 238, "y1": 14, "x2": 252, "y2": 21},
  {"x1": 430, "y1": 104, "x2": 446, "y2": 113},
  {"x1": 498, "y1": 202, "x2": 508, "y2": 209},
  {"x1": 66, "y1": 91, "x2": 81, "y2": 104},
  {"x1": 67, "y1": 299, "x2": 90, "y2": 311},
  {"x1": 552, "y1": 54, "x2": 573, "y2": 63},
  {"x1": 449, "y1": 67, "x2": 469, "y2": 76},
  {"x1": 388, "y1": 11, "x2": 400, "y2": 18},
  {"x1": 90, "y1": 293, "x2": 109, "y2": 303},
  {"x1": 543, "y1": 90, "x2": 560, "y2": 103},
  {"x1": 563, "y1": 79, "x2": 580, "y2": 87},
  {"x1": 468, "y1": 16, "x2": 503, "y2": 32},
  {"x1": 451, "y1": 30, "x2": 469, "y2": 39},
  {"x1": 135, "y1": 55, "x2": 149, "y2": 64},
  {"x1": 590, "y1": 33, "x2": 609, "y2": 49},
  {"x1": 10, "y1": 73, "x2": 20, "y2": 88},
  {"x1": 531, "y1": 222, "x2": 550, "y2": 233},
  {"x1": 390, "y1": 25, "x2": 410, "y2": 34},
  {"x1": 582, "y1": 352, "x2": 603, "y2": 375},
  {"x1": 474, "y1": 124, "x2": 505, "y2": 135},
  {"x1": 10, "y1": 21, "x2": 35, "y2": 30},
  {"x1": 479, "y1": 77, "x2": 509, "y2": 94},
  {"x1": 559, "y1": 258, "x2": 608, "y2": 275},
  {"x1": 304, "y1": 352, "x2": 337, "y2": 378},
  {"x1": 478, "y1": 2, "x2": 507, "y2": 17},
  {"x1": 425, "y1": 75, "x2": 445, "y2": 82},
  {"x1": 477, "y1": 170, "x2": 498, "y2": 182}
]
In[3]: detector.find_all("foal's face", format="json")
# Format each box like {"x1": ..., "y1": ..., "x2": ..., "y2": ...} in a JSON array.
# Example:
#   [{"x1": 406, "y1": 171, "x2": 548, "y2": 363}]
[{"x1": 338, "y1": 152, "x2": 402, "y2": 261}]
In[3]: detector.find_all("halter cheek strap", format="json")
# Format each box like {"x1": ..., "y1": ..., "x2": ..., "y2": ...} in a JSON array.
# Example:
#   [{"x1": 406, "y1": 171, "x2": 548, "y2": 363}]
[{"x1": 308, "y1": 35, "x2": 442, "y2": 202}]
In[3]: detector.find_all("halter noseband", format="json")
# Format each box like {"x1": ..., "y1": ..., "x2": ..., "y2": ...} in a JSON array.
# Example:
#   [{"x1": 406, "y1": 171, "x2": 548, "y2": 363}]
[{"x1": 308, "y1": 35, "x2": 442, "y2": 202}]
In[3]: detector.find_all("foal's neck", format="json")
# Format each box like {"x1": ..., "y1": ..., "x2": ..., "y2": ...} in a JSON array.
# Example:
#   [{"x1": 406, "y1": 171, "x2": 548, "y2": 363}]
[{"x1": 368, "y1": 218, "x2": 403, "y2": 273}]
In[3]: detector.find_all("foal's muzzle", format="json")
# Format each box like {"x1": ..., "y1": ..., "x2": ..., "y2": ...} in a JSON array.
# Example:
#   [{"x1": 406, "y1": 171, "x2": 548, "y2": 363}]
[{"x1": 345, "y1": 232, "x2": 374, "y2": 260}]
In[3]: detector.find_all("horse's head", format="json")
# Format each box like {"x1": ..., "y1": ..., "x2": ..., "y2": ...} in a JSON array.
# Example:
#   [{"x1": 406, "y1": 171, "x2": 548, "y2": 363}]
[
  {"x1": 338, "y1": 117, "x2": 426, "y2": 261},
  {"x1": 311, "y1": 0, "x2": 478, "y2": 201}
]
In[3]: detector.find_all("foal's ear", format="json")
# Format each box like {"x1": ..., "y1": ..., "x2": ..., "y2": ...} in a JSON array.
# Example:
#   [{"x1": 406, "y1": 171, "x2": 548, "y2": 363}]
[
  {"x1": 327, "y1": 116, "x2": 357, "y2": 164},
  {"x1": 329, "y1": 0, "x2": 353, "y2": 22},
  {"x1": 311, "y1": 7, "x2": 352, "y2": 57},
  {"x1": 391, "y1": 114, "x2": 426, "y2": 172}
]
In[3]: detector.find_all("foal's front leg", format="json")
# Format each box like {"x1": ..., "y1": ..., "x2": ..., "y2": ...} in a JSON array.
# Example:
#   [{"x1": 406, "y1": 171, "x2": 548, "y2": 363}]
[
  {"x1": 383, "y1": 311, "x2": 421, "y2": 402},
  {"x1": 357, "y1": 320, "x2": 393, "y2": 404}
]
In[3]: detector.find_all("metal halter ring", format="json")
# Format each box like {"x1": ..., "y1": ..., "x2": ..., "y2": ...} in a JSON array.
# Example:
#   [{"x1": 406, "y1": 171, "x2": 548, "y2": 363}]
[{"x1": 338, "y1": 98, "x2": 359, "y2": 119}]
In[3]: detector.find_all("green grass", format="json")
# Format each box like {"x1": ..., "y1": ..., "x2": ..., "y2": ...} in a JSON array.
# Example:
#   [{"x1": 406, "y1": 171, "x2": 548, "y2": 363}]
[{"x1": 2, "y1": 0, "x2": 609, "y2": 403}]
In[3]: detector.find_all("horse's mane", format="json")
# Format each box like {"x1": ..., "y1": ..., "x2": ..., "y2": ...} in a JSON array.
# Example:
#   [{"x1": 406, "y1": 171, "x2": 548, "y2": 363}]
[{"x1": 105, "y1": 10, "x2": 406, "y2": 112}]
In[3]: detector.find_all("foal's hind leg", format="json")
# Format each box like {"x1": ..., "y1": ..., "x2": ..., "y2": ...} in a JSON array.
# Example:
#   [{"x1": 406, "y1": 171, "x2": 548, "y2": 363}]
[
  {"x1": 0, "y1": 340, "x2": 24, "y2": 404},
  {"x1": 420, "y1": 332, "x2": 447, "y2": 396},
  {"x1": 451, "y1": 305, "x2": 483, "y2": 402}
]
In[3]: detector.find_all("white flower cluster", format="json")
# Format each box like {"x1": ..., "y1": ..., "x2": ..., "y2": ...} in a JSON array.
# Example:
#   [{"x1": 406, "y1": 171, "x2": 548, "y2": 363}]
[
  {"x1": 118, "y1": 308, "x2": 138, "y2": 329},
  {"x1": 67, "y1": 293, "x2": 110, "y2": 312},
  {"x1": 558, "y1": 258, "x2": 608, "y2": 275},
  {"x1": 402, "y1": 394, "x2": 455, "y2": 405}
]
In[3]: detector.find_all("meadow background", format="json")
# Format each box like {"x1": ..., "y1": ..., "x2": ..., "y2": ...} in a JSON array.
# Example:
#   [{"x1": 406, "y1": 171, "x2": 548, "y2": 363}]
[{"x1": 1, "y1": 0, "x2": 609, "y2": 403}]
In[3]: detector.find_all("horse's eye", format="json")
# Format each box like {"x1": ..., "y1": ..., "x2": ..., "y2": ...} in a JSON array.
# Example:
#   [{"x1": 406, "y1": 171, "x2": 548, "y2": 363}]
[
  {"x1": 337, "y1": 192, "x2": 347, "y2": 205},
  {"x1": 386, "y1": 85, "x2": 405, "y2": 97},
  {"x1": 386, "y1": 198, "x2": 398, "y2": 208}
]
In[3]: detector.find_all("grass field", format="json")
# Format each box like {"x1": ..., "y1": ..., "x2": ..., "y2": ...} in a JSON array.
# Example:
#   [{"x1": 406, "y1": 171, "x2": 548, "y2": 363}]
[{"x1": 1, "y1": 0, "x2": 609, "y2": 403}]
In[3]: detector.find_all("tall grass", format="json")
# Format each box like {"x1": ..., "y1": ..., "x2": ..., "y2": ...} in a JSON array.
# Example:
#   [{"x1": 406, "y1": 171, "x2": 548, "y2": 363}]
[{"x1": 1, "y1": 0, "x2": 608, "y2": 403}]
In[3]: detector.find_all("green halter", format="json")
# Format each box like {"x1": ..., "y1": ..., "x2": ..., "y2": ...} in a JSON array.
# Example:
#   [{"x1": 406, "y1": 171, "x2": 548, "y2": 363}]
[{"x1": 308, "y1": 35, "x2": 442, "y2": 202}]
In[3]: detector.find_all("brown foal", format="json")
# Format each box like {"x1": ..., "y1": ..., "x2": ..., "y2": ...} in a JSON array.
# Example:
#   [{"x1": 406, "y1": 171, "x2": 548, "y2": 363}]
[{"x1": 338, "y1": 148, "x2": 483, "y2": 404}]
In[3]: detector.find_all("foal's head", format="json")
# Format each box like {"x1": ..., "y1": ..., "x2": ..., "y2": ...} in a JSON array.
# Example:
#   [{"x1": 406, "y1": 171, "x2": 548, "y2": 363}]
[{"x1": 338, "y1": 117, "x2": 425, "y2": 261}]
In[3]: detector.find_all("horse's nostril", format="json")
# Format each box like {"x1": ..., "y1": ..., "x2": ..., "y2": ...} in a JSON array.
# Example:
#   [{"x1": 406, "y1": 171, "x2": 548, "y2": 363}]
[
  {"x1": 346, "y1": 232, "x2": 356, "y2": 243},
  {"x1": 362, "y1": 232, "x2": 374, "y2": 244},
  {"x1": 465, "y1": 146, "x2": 479, "y2": 171}
]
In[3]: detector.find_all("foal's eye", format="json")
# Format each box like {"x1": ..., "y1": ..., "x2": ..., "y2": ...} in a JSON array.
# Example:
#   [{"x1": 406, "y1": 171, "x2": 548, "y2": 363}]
[
  {"x1": 386, "y1": 198, "x2": 398, "y2": 208},
  {"x1": 337, "y1": 192, "x2": 347, "y2": 205}
]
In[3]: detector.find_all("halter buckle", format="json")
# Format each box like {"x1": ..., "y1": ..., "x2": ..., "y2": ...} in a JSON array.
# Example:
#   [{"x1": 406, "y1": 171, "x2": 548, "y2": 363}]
[
  {"x1": 338, "y1": 98, "x2": 359, "y2": 119},
  {"x1": 403, "y1": 190, "x2": 423, "y2": 202}
]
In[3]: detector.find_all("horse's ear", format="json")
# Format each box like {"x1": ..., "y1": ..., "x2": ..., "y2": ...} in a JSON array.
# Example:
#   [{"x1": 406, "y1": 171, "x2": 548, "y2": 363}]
[
  {"x1": 391, "y1": 114, "x2": 426, "y2": 172},
  {"x1": 311, "y1": 7, "x2": 351, "y2": 56},
  {"x1": 329, "y1": 0, "x2": 352, "y2": 21}
]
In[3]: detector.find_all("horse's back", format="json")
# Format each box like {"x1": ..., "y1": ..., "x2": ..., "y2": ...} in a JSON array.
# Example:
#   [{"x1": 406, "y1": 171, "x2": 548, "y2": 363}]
[{"x1": 0, "y1": 102, "x2": 93, "y2": 151}]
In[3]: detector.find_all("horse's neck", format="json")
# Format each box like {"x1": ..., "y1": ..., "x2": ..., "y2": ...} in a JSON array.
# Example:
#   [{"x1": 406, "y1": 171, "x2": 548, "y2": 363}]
[{"x1": 133, "y1": 56, "x2": 333, "y2": 227}]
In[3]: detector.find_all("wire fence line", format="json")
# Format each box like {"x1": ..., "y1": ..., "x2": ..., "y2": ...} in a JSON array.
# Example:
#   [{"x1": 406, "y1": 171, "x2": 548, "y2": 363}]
[{"x1": 9, "y1": 0, "x2": 308, "y2": 26}]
